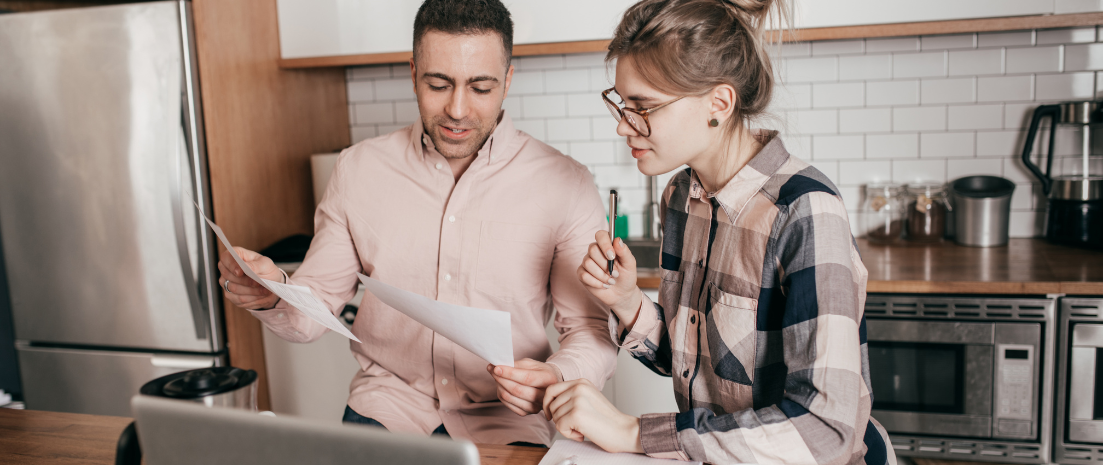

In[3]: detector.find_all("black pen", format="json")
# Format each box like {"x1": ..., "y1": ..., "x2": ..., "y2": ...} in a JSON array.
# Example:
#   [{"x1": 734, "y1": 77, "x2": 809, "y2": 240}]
[{"x1": 608, "y1": 190, "x2": 618, "y2": 274}]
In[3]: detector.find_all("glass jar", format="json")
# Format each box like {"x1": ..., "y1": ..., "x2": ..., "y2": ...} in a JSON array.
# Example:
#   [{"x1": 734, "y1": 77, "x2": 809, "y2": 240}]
[
  {"x1": 905, "y1": 183, "x2": 950, "y2": 242},
  {"x1": 862, "y1": 183, "x2": 906, "y2": 243}
]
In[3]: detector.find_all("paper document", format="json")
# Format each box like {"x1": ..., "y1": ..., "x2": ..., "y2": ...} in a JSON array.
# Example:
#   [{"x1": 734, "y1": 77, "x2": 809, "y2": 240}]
[
  {"x1": 538, "y1": 441, "x2": 705, "y2": 465},
  {"x1": 192, "y1": 202, "x2": 360, "y2": 342},
  {"x1": 356, "y1": 273, "x2": 513, "y2": 367}
]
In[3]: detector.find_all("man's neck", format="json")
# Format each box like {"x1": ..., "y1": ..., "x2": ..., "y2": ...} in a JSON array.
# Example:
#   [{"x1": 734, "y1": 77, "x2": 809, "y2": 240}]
[{"x1": 447, "y1": 154, "x2": 478, "y2": 181}]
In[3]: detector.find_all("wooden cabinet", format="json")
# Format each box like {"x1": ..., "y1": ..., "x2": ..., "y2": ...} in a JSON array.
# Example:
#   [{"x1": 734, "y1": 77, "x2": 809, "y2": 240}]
[{"x1": 277, "y1": 0, "x2": 1103, "y2": 67}]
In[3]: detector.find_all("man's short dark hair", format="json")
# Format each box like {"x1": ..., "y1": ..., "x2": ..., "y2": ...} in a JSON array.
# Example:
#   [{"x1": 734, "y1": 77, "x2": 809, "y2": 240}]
[{"x1": 413, "y1": 0, "x2": 514, "y2": 65}]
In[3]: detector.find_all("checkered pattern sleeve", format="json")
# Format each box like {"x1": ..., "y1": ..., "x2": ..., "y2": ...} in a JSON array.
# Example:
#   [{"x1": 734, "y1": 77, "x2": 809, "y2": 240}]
[{"x1": 640, "y1": 191, "x2": 876, "y2": 465}]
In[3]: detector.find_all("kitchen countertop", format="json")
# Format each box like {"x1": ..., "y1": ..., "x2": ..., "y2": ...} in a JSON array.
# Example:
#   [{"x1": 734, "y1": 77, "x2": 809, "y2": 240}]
[
  {"x1": 0, "y1": 408, "x2": 545, "y2": 465},
  {"x1": 637, "y1": 238, "x2": 1103, "y2": 295}
]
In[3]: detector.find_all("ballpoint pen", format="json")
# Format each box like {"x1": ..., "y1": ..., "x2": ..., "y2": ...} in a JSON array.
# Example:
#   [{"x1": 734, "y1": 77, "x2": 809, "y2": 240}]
[{"x1": 608, "y1": 190, "x2": 618, "y2": 274}]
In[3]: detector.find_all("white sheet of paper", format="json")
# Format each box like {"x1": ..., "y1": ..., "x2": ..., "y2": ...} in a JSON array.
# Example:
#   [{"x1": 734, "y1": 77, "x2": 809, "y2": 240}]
[
  {"x1": 192, "y1": 202, "x2": 361, "y2": 342},
  {"x1": 538, "y1": 441, "x2": 706, "y2": 465},
  {"x1": 356, "y1": 273, "x2": 513, "y2": 367}
]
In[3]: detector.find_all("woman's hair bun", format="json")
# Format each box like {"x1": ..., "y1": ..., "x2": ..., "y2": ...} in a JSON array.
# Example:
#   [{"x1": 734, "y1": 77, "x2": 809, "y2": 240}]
[{"x1": 720, "y1": 0, "x2": 787, "y2": 35}]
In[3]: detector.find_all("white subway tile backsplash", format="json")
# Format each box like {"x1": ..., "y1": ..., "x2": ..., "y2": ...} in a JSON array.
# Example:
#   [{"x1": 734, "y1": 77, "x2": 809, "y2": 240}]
[
  {"x1": 867, "y1": 133, "x2": 919, "y2": 159},
  {"x1": 373, "y1": 78, "x2": 415, "y2": 101},
  {"x1": 376, "y1": 124, "x2": 407, "y2": 136},
  {"x1": 1011, "y1": 183, "x2": 1035, "y2": 210},
  {"x1": 1038, "y1": 27, "x2": 1096, "y2": 45},
  {"x1": 355, "y1": 102, "x2": 394, "y2": 124},
  {"x1": 947, "y1": 158, "x2": 1003, "y2": 178},
  {"x1": 546, "y1": 69, "x2": 590, "y2": 93},
  {"x1": 591, "y1": 68, "x2": 614, "y2": 91},
  {"x1": 809, "y1": 160, "x2": 840, "y2": 185},
  {"x1": 948, "y1": 49, "x2": 1004, "y2": 76},
  {"x1": 1008, "y1": 211, "x2": 1043, "y2": 238},
  {"x1": 591, "y1": 117, "x2": 621, "y2": 140},
  {"x1": 513, "y1": 119, "x2": 546, "y2": 140},
  {"x1": 839, "y1": 55, "x2": 892, "y2": 81},
  {"x1": 783, "y1": 56, "x2": 838, "y2": 82},
  {"x1": 546, "y1": 118, "x2": 591, "y2": 141},
  {"x1": 1004, "y1": 103, "x2": 1035, "y2": 129},
  {"x1": 1064, "y1": 42, "x2": 1103, "y2": 71},
  {"x1": 893, "y1": 106, "x2": 947, "y2": 132},
  {"x1": 784, "y1": 135, "x2": 812, "y2": 159},
  {"x1": 839, "y1": 160, "x2": 891, "y2": 185},
  {"x1": 348, "y1": 104, "x2": 356, "y2": 125},
  {"x1": 347, "y1": 80, "x2": 374, "y2": 102},
  {"x1": 1036, "y1": 72, "x2": 1095, "y2": 100},
  {"x1": 921, "y1": 77, "x2": 975, "y2": 104},
  {"x1": 867, "y1": 37, "x2": 920, "y2": 53},
  {"x1": 1003, "y1": 156, "x2": 1040, "y2": 183},
  {"x1": 773, "y1": 83, "x2": 812, "y2": 110},
  {"x1": 349, "y1": 65, "x2": 391, "y2": 80},
  {"x1": 812, "y1": 135, "x2": 864, "y2": 160},
  {"x1": 948, "y1": 104, "x2": 1004, "y2": 130},
  {"x1": 780, "y1": 42, "x2": 812, "y2": 57},
  {"x1": 568, "y1": 141, "x2": 616, "y2": 165},
  {"x1": 813, "y1": 82, "x2": 864, "y2": 108},
  {"x1": 567, "y1": 93, "x2": 608, "y2": 117},
  {"x1": 1006, "y1": 46, "x2": 1062, "y2": 74},
  {"x1": 523, "y1": 95, "x2": 567, "y2": 118},
  {"x1": 350, "y1": 126, "x2": 378, "y2": 143},
  {"x1": 517, "y1": 55, "x2": 565, "y2": 70},
  {"x1": 921, "y1": 34, "x2": 976, "y2": 51},
  {"x1": 978, "y1": 75, "x2": 1034, "y2": 102},
  {"x1": 502, "y1": 97, "x2": 522, "y2": 118},
  {"x1": 813, "y1": 39, "x2": 864, "y2": 56},
  {"x1": 921, "y1": 132, "x2": 975, "y2": 158},
  {"x1": 840, "y1": 108, "x2": 891, "y2": 133},
  {"x1": 979, "y1": 131, "x2": 1024, "y2": 157},
  {"x1": 893, "y1": 159, "x2": 947, "y2": 183},
  {"x1": 509, "y1": 71, "x2": 545, "y2": 95},
  {"x1": 893, "y1": 52, "x2": 947, "y2": 78},
  {"x1": 593, "y1": 165, "x2": 643, "y2": 189},
  {"x1": 866, "y1": 80, "x2": 919, "y2": 106},
  {"x1": 978, "y1": 30, "x2": 1033, "y2": 48},
  {"x1": 787, "y1": 109, "x2": 838, "y2": 134},
  {"x1": 394, "y1": 101, "x2": 420, "y2": 124},
  {"x1": 564, "y1": 52, "x2": 606, "y2": 69}
]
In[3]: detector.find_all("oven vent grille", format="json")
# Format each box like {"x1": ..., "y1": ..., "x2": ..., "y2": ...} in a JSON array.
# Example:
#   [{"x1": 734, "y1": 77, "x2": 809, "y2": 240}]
[
  {"x1": 1065, "y1": 299, "x2": 1103, "y2": 320},
  {"x1": 890, "y1": 436, "x2": 1043, "y2": 463},
  {"x1": 1059, "y1": 445, "x2": 1103, "y2": 463},
  {"x1": 865, "y1": 297, "x2": 1053, "y2": 321}
]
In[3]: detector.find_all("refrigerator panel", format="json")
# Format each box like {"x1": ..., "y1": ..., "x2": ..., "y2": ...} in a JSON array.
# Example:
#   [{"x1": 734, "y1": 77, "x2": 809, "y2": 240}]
[
  {"x1": 0, "y1": 2, "x2": 216, "y2": 352},
  {"x1": 16, "y1": 343, "x2": 223, "y2": 416}
]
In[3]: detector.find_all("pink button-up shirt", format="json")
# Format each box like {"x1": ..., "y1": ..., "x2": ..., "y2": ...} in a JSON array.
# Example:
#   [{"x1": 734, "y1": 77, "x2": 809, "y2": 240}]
[{"x1": 250, "y1": 112, "x2": 617, "y2": 446}]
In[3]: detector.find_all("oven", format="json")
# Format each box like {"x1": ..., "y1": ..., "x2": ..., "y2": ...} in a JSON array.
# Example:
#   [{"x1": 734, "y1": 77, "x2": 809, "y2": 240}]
[
  {"x1": 1054, "y1": 298, "x2": 1103, "y2": 463},
  {"x1": 865, "y1": 295, "x2": 1056, "y2": 464}
]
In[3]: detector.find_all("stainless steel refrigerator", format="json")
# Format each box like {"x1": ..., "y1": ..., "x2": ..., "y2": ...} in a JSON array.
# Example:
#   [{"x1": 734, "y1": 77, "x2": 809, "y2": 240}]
[{"x1": 0, "y1": 1, "x2": 224, "y2": 416}]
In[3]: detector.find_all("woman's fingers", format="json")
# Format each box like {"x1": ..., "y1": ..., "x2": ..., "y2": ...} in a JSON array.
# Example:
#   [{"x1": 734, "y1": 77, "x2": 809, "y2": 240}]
[
  {"x1": 586, "y1": 243, "x2": 610, "y2": 276},
  {"x1": 612, "y1": 237, "x2": 637, "y2": 272},
  {"x1": 577, "y1": 266, "x2": 610, "y2": 289},
  {"x1": 594, "y1": 230, "x2": 615, "y2": 261},
  {"x1": 583, "y1": 258, "x2": 613, "y2": 286}
]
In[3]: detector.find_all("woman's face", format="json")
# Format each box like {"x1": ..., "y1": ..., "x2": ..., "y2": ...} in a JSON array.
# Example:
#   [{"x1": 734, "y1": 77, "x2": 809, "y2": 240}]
[{"x1": 612, "y1": 56, "x2": 715, "y2": 176}]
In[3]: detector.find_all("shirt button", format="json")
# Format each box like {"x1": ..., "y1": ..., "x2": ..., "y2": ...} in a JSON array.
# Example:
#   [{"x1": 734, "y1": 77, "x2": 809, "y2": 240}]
[
  {"x1": 294, "y1": 331, "x2": 301, "y2": 336},
  {"x1": 690, "y1": 315, "x2": 696, "y2": 324},
  {"x1": 445, "y1": 274, "x2": 452, "y2": 281},
  {"x1": 435, "y1": 162, "x2": 443, "y2": 170},
  {"x1": 698, "y1": 259, "x2": 703, "y2": 267},
  {"x1": 441, "y1": 379, "x2": 449, "y2": 385},
  {"x1": 278, "y1": 313, "x2": 285, "y2": 319},
  {"x1": 682, "y1": 370, "x2": 690, "y2": 378},
  {"x1": 448, "y1": 216, "x2": 456, "y2": 223}
]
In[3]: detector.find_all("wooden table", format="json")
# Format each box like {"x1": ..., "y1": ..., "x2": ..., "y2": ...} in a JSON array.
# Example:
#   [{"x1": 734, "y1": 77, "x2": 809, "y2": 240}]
[
  {"x1": 638, "y1": 238, "x2": 1103, "y2": 295},
  {"x1": 0, "y1": 408, "x2": 546, "y2": 465}
]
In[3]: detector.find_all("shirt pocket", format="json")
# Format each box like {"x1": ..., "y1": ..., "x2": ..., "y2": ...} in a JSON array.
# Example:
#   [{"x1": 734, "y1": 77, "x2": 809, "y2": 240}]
[
  {"x1": 475, "y1": 221, "x2": 554, "y2": 302},
  {"x1": 656, "y1": 269, "x2": 683, "y2": 326},
  {"x1": 706, "y1": 284, "x2": 758, "y2": 386}
]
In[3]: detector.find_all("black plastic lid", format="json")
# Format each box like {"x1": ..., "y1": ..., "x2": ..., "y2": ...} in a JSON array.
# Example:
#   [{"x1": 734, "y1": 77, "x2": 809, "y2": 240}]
[
  {"x1": 140, "y1": 367, "x2": 257, "y2": 399},
  {"x1": 951, "y1": 175, "x2": 1015, "y2": 199}
]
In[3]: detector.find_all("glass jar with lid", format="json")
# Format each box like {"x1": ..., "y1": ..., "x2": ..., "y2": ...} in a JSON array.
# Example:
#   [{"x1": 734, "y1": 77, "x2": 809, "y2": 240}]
[
  {"x1": 861, "y1": 183, "x2": 906, "y2": 243},
  {"x1": 904, "y1": 182, "x2": 950, "y2": 242}
]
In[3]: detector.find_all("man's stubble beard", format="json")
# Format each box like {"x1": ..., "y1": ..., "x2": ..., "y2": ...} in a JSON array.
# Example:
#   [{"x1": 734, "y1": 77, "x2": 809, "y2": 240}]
[{"x1": 423, "y1": 115, "x2": 495, "y2": 160}]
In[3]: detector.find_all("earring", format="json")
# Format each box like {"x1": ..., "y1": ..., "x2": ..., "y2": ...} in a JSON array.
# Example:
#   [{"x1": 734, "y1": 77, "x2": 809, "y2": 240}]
[{"x1": 709, "y1": 118, "x2": 719, "y2": 127}]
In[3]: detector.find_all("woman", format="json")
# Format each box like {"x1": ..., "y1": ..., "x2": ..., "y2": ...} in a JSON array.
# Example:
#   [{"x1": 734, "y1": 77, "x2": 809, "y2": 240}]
[{"x1": 541, "y1": 1, "x2": 895, "y2": 464}]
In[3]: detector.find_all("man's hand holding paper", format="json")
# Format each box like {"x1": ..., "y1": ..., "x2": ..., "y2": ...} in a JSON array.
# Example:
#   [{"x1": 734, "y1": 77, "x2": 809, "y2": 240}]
[{"x1": 218, "y1": 247, "x2": 282, "y2": 310}]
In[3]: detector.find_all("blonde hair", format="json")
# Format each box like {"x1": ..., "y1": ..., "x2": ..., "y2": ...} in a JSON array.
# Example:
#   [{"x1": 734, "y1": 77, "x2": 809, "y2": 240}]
[{"x1": 607, "y1": 0, "x2": 790, "y2": 133}]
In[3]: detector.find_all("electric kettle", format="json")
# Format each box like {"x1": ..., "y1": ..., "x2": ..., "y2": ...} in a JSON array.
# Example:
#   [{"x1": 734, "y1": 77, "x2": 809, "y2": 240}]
[{"x1": 1021, "y1": 101, "x2": 1103, "y2": 250}]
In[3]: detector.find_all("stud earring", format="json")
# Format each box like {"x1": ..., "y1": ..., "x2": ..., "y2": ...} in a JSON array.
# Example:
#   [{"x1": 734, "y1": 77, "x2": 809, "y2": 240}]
[{"x1": 709, "y1": 119, "x2": 719, "y2": 127}]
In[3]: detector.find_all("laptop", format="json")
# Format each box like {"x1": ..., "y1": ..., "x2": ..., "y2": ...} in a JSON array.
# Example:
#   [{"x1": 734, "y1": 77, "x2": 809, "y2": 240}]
[{"x1": 131, "y1": 395, "x2": 481, "y2": 465}]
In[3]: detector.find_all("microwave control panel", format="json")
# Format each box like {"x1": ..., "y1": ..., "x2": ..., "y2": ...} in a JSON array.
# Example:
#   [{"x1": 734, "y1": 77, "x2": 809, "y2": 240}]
[{"x1": 994, "y1": 344, "x2": 1035, "y2": 438}]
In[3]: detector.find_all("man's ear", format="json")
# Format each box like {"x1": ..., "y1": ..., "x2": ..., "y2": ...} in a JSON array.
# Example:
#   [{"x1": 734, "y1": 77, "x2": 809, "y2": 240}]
[
  {"x1": 409, "y1": 58, "x2": 417, "y2": 87},
  {"x1": 502, "y1": 63, "x2": 515, "y2": 98}
]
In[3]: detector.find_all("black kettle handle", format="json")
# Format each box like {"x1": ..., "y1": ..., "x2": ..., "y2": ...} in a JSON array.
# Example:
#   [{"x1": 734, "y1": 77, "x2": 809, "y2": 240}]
[
  {"x1": 1021, "y1": 104, "x2": 1061, "y2": 195},
  {"x1": 115, "y1": 420, "x2": 141, "y2": 465}
]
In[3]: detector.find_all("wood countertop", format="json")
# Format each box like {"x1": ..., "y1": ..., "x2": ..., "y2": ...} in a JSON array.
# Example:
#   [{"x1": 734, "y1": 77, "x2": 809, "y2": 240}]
[
  {"x1": 637, "y1": 238, "x2": 1103, "y2": 295},
  {"x1": 0, "y1": 408, "x2": 545, "y2": 465}
]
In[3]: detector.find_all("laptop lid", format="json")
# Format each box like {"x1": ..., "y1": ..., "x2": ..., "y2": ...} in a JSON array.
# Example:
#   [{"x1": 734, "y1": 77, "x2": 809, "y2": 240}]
[{"x1": 131, "y1": 395, "x2": 481, "y2": 465}]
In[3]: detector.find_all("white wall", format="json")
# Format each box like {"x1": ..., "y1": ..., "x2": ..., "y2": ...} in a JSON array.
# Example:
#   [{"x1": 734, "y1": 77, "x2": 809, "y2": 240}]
[{"x1": 348, "y1": 27, "x2": 1103, "y2": 238}]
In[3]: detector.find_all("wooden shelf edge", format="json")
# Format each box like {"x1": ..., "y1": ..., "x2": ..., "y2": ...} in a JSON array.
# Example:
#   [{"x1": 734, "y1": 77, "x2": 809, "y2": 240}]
[
  {"x1": 279, "y1": 12, "x2": 1103, "y2": 69},
  {"x1": 866, "y1": 280, "x2": 1065, "y2": 295}
]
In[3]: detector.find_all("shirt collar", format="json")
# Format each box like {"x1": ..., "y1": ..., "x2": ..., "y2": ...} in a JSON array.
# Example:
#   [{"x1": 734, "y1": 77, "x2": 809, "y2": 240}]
[
  {"x1": 412, "y1": 110, "x2": 519, "y2": 166},
  {"x1": 688, "y1": 130, "x2": 788, "y2": 224}
]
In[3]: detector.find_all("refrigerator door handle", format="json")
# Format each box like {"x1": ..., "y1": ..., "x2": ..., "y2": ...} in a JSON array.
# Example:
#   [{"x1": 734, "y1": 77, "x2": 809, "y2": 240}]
[{"x1": 173, "y1": 120, "x2": 208, "y2": 341}]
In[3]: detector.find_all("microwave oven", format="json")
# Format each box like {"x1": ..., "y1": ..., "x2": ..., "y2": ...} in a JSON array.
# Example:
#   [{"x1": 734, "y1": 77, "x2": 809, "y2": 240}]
[
  {"x1": 1054, "y1": 298, "x2": 1103, "y2": 464},
  {"x1": 865, "y1": 295, "x2": 1056, "y2": 464}
]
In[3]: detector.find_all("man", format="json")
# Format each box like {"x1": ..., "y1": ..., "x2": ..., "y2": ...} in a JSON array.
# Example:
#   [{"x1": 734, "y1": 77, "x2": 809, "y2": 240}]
[{"x1": 217, "y1": 0, "x2": 617, "y2": 447}]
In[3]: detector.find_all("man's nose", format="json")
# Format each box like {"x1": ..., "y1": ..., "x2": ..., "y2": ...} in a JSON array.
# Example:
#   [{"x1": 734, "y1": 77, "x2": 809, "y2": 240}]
[{"x1": 445, "y1": 88, "x2": 468, "y2": 121}]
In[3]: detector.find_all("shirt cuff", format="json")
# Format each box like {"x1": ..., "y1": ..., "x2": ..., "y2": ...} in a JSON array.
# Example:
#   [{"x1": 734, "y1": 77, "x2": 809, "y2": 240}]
[
  {"x1": 608, "y1": 290, "x2": 663, "y2": 348},
  {"x1": 546, "y1": 361, "x2": 566, "y2": 383},
  {"x1": 640, "y1": 412, "x2": 687, "y2": 460}
]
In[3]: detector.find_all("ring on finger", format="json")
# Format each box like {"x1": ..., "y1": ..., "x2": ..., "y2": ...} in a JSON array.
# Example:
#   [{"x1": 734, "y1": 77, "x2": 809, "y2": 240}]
[{"x1": 223, "y1": 279, "x2": 232, "y2": 294}]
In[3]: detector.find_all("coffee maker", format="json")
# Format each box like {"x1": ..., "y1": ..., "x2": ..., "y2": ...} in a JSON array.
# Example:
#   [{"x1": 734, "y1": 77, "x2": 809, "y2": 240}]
[{"x1": 1021, "y1": 101, "x2": 1103, "y2": 250}]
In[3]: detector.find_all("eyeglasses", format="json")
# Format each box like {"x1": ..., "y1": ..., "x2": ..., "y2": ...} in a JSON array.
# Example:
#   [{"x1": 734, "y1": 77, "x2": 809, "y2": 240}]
[{"x1": 601, "y1": 87, "x2": 685, "y2": 137}]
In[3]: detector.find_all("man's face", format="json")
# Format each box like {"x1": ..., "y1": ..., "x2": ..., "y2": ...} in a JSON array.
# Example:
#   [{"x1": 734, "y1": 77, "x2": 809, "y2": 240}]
[{"x1": 411, "y1": 31, "x2": 513, "y2": 160}]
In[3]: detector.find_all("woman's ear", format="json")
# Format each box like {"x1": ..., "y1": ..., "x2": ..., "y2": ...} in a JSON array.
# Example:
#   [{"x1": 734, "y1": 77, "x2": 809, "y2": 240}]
[{"x1": 708, "y1": 84, "x2": 738, "y2": 125}]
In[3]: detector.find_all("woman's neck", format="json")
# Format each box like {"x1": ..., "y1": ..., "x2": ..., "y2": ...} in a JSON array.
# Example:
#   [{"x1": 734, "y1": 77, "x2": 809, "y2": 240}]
[{"x1": 689, "y1": 126, "x2": 764, "y2": 194}]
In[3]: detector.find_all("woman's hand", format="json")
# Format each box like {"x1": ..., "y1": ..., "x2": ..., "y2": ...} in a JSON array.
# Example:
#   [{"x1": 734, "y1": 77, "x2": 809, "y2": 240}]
[
  {"x1": 218, "y1": 247, "x2": 282, "y2": 310},
  {"x1": 577, "y1": 231, "x2": 644, "y2": 326},
  {"x1": 542, "y1": 378, "x2": 643, "y2": 454},
  {"x1": 487, "y1": 359, "x2": 559, "y2": 416}
]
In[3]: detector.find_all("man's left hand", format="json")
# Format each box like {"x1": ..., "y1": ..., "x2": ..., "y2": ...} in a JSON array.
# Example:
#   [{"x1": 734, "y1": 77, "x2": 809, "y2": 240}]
[{"x1": 488, "y1": 358, "x2": 559, "y2": 416}]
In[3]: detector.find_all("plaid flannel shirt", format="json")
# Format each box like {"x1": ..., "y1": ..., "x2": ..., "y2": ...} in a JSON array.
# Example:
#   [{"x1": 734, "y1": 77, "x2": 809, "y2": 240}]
[{"x1": 613, "y1": 132, "x2": 893, "y2": 465}]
